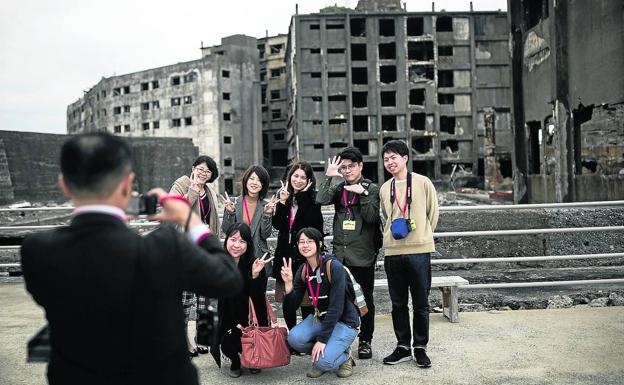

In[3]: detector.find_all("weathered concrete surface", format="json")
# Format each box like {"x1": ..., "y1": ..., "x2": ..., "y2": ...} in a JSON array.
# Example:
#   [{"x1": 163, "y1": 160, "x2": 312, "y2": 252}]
[{"x1": 2, "y1": 282, "x2": 623, "y2": 385}]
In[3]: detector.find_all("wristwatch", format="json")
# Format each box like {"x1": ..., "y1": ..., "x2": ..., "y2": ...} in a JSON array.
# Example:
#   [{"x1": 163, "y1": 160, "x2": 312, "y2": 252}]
[{"x1": 362, "y1": 189, "x2": 369, "y2": 196}]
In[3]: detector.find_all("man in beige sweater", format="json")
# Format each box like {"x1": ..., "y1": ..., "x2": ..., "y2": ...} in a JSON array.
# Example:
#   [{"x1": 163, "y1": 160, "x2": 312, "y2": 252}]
[{"x1": 379, "y1": 140, "x2": 438, "y2": 368}]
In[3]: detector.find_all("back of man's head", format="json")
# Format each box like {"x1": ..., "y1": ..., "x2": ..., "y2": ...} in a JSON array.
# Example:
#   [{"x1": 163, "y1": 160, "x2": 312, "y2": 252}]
[{"x1": 60, "y1": 133, "x2": 132, "y2": 199}]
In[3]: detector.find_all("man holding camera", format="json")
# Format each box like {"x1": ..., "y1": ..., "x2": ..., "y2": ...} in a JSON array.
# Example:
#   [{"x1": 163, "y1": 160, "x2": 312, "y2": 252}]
[
  {"x1": 379, "y1": 140, "x2": 438, "y2": 368},
  {"x1": 316, "y1": 146, "x2": 381, "y2": 360},
  {"x1": 21, "y1": 133, "x2": 242, "y2": 385}
]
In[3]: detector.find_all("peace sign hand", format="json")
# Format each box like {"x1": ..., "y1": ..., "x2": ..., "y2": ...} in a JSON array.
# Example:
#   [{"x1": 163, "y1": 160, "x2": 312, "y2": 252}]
[
  {"x1": 302, "y1": 180, "x2": 313, "y2": 192},
  {"x1": 325, "y1": 155, "x2": 342, "y2": 177},
  {"x1": 219, "y1": 192, "x2": 236, "y2": 214},
  {"x1": 263, "y1": 194, "x2": 278, "y2": 214},
  {"x1": 252, "y1": 252, "x2": 275, "y2": 278},
  {"x1": 280, "y1": 257, "x2": 294, "y2": 293},
  {"x1": 278, "y1": 180, "x2": 290, "y2": 204}
]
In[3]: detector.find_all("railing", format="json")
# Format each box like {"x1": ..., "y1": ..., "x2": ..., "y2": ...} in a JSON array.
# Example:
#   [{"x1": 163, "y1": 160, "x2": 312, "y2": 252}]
[{"x1": 1, "y1": 201, "x2": 624, "y2": 291}]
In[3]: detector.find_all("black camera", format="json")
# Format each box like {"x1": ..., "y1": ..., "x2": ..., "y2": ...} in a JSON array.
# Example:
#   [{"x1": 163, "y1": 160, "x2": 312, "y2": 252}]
[
  {"x1": 126, "y1": 194, "x2": 158, "y2": 216},
  {"x1": 196, "y1": 300, "x2": 219, "y2": 347}
]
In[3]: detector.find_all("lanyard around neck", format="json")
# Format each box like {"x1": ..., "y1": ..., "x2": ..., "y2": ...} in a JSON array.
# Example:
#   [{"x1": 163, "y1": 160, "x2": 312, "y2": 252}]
[
  {"x1": 390, "y1": 173, "x2": 411, "y2": 220},
  {"x1": 243, "y1": 196, "x2": 253, "y2": 225},
  {"x1": 305, "y1": 254, "x2": 323, "y2": 310},
  {"x1": 342, "y1": 188, "x2": 357, "y2": 216}
]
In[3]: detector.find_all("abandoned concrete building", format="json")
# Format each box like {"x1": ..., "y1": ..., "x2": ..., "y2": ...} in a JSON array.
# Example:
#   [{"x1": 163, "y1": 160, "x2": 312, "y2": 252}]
[
  {"x1": 67, "y1": 35, "x2": 262, "y2": 194},
  {"x1": 508, "y1": 0, "x2": 624, "y2": 203},
  {"x1": 257, "y1": 34, "x2": 290, "y2": 177},
  {"x1": 285, "y1": 0, "x2": 512, "y2": 183}
]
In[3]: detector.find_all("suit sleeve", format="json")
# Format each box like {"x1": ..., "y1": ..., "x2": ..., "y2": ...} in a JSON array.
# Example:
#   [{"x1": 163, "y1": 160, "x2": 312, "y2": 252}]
[
  {"x1": 359, "y1": 182, "x2": 381, "y2": 224},
  {"x1": 171, "y1": 227, "x2": 243, "y2": 298},
  {"x1": 260, "y1": 211, "x2": 273, "y2": 240},
  {"x1": 315, "y1": 176, "x2": 339, "y2": 206},
  {"x1": 296, "y1": 191, "x2": 324, "y2": 234},
  {"x1": 272, "y1": 201, "x2": 289, "y2": 231}
]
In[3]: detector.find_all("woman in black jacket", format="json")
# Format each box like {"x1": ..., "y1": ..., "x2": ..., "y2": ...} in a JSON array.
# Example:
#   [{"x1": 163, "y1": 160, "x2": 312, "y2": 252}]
[
  {"x1": 272, "y1": 161, "x2": 324, "y2": 331},
  {"x1": 216, "y1": 222, "x2": 270, "y2": 378}
]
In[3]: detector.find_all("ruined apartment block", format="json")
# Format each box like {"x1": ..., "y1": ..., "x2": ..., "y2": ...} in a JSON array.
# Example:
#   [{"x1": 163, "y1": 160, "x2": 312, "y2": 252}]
[
  {"x1": 257, "y1": 34, "x2": 290, "y2": 177},
  {"x1": 285, "y1": 0, "x2": 511, "y2": 183},
  {"x1": 508, "y1": 0, "x2": 624, "y2": 203},
  {"x1": 67, "y1": 35, "x2": 262, "y2": 194}
]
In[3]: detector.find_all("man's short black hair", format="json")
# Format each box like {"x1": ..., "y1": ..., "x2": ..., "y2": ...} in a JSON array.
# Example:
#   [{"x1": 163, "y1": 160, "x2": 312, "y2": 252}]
[
  {"x1": 338, "y1": 146, "x2": 363, "y2": 163},
  {"x1": 193, "y1": 155, "x2": 219, "y2": 183},
  {"x1": 60, "y1": 133, "x2": 132, "y2": 198},
  {"x1": 241, "y1": 165, "x2": 270, "y2": 199},
  {"x1": 381, "y1": 140, "x2": 409, "y2": 158}
]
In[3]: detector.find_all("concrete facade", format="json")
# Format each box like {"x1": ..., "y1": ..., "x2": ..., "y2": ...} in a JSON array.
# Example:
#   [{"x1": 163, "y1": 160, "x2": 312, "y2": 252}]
[
  {"x1": 257, "y1": 34, "x2": 290, "y2": 179},
  {"x1": 285, "y1": 3, "x2": 512, "y2": 183},
  {"x1": 508, "y1": 0, "x2": 624, "y2": 203},
  {"x1": 68, "y1": 35, "x2": 262, "y2": 194}
]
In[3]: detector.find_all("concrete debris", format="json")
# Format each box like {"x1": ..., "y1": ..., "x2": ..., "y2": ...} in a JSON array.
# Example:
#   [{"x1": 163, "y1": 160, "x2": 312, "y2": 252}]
[
  {"x1": 547, "y1": 295, "x2": 574, "y2": 309},
  {"x1": 588, "y1": 297, "x2": 609, "y2": 307},
  {"x1": 459, "y1": 303, "x2": 486, "y2": 312},
  {"x1": 608, "y1": 293, "x2": 624, "y2": 307}
]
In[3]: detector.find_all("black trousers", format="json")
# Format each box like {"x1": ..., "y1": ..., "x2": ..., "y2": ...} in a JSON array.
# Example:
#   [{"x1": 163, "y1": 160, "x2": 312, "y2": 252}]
[{"x1": 345, "y1": 264, "x2": 376, "y2": 342}]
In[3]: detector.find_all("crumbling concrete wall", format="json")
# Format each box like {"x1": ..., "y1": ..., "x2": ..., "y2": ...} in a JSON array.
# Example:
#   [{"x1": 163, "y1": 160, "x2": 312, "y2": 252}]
[{"x1": 0, "y1": 131, "x2": 199, "y2": 204}]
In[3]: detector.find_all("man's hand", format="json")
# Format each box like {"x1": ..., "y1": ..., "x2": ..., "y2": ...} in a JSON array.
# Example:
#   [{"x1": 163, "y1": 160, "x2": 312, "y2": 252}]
[
  {"x1": 325, "y1": 156, "x2": 342, "y2": 178},
  {"x1": 147, "y1": 188, "x2": 199, "y2": 228},
  {"x1": 344, "y1": 183, "x2": 365, "y2": 195},
  {"x1": 311, "y1": 341, "x2": 326, "y2": 362}
]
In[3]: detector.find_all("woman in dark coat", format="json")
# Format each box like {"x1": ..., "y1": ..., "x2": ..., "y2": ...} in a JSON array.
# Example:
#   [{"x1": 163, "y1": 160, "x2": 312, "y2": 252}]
[
  {"x1": 216, "y1": 222, "x2": 270, "y2": 378},
  {"x1": 272, "y1": 161, "x2": 324, "y2": 331}
]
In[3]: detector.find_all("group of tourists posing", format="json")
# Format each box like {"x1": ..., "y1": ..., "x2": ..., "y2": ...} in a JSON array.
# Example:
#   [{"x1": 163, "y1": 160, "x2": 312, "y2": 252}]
[{"x1": 172, "y1": 139, "x2": 439, "y2": 379}]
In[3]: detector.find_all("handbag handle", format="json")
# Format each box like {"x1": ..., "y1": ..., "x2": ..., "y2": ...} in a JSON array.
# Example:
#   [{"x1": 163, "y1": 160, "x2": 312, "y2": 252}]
[{"x1": 247, "y1": 296, "x2": 278, "y2": 327}]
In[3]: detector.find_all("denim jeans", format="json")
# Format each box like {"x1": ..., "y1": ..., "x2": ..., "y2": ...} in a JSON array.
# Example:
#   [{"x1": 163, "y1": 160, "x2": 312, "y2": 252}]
[
  {"x1": 287, "y1": 315, "x2": 358, "y2": 371},
  {"x1": 384, "y1": 253, "x2": 431, "y2": 348},
  {"x1": 345, "y1": 265, "x2": 375, "y2": 342}
]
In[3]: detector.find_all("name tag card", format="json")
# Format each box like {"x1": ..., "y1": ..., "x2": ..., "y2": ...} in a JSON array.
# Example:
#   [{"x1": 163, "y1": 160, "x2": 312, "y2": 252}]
[{"x1": 342, "y1": 220, "x2": 356, "y2": 231}]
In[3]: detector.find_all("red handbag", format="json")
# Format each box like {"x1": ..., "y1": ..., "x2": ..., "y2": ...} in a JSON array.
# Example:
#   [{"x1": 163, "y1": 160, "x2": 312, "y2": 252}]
[{"x1": 237, "y1": 296, "x2": 291, "y2": 369}]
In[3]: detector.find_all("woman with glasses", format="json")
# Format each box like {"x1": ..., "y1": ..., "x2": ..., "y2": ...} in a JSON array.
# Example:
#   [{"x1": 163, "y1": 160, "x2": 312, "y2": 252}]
[
  {"x1": 272, "y1": 161, "x2": 324, "y2": 332},
  {"x1": 220, "y1": 165, "x2": 277, "y2": 261},
  {"x1": 170, "y1": 155, "x2": 220, "y2": 357},
  {"x1": 281, "y1": 227, "x2": 359, "y2": 378}
]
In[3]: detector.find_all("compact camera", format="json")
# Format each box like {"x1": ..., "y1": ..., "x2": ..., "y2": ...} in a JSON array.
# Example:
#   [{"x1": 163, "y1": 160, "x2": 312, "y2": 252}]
[{"x1": 126, "y1": 194, "x2": 158, "y2": 216}]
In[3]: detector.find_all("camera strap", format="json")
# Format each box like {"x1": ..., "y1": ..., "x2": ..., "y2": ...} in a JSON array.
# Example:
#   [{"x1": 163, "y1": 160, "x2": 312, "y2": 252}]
[
  {"x1": 184, "y1": 199, "x2": 197, "y2": 233},
  {"x1": 389, "y1": 173, "x2": 411, "y2": 221}
]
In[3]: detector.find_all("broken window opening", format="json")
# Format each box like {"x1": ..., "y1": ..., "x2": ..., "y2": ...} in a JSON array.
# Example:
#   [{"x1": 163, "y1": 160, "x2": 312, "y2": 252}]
[
  {"x1": 438, "y1": 93, "x2": 455, "y2": 105},
  {"x1": 410, "y1": 113, "x2": 426, "y2": 130},
  {"x1": 407, "y1": 17, "x2": 424, "y2": 36},
  {"x1": 353, "y1": 116, "x2": 368, "y2": 132},
  {"x1": 274, "y1": 133, "x2": 286, "y2": 141},
  {"x1": 141, "y1": 83, "x2": 149, "y2": 91},
  {"x1": 171, "y1": 76, "x2": 181, "y2": 86},
  {"x1": 310, "y1": 48, "x2": 321, "y2": 54},
  {"x1": 409, "y1": 89, "x2": 425, "y2": 106},
  {"x1": 123, "y1": 86, "x2": 130, "y2": 94},
  {"x1": 141, "y1": 102, "x2": 149, "y2": 111},
  {"x1": 527, "y1": 121, "x2": 541, "y2": 174},
  {"x1": 352, "y1": 67, "x2": 368, "y2": 84},
  {"x1": 378, "y1": 43, "x2": 396, "y2": 60},
  {"x1": 224, "y1": 179, "x2": 233, "y2": 195},
  {"x1": 142, "y1": 122, "x2": 150, "y2": 130},
  {"x1": 330, "y1": 142, "x2": 348, "y2": 148},
  {"x1": 351, "y1": 44, "x2": 366, "y2": 61},
  {"x1": 381, "y1": 91, "x2": 396, "y2": 107},
  {"x1": 113, "y1": 106, "x2": 121, "y2": 115},
  {"x1": 312, "y1": 120, "x2": 323, "y2": 125},
  {"x1": 271, "y1": 90, "x2": 281, "y2": 100},
  {"x1": 271, "y1": 68, "x2": 284, "y2": 77},
  {"x1": 172, "y1": 119, "x2": 181, "y2": 128},
  {"x1": 183, "y1": 73, "x2": 196, "y2": 83},
  {"x1": 184, "y1": 117, "x2": 192, "y2": 126},
  {"x1": 224, "y1": 158, "x2": 232, "y2": 167},
  {"x1": 438, "y1": 46, "x2": 453, "y2": 56},
  {"x1": 350, "y1": 18, "x2": 366, "y2": 37},
  {"x1": 379, "y1": 19, "x2": 395, "y2": 36},
  {"x1": 363, "y1": 161, "x2": 378, "y2": 183},
  {"x1": 328, "y1": 72, "x2": 346, "y2": 78},
  {"x1": 441, "y1": 140, "x2": 459, "y2": 153},
  {"x1": 328, "y1": 95, "x2": 347, "y2": 101},
  {"x1": 409, "y1": 65, "x2": 434, "y2": 82},
  {"x1": 123, "y1": 105, "x2": 130, "y2": 113},
  {"x1": 311, "y1": 96, "x2": 322, "y2": 102},
  {"x1": 354, "y1": 139, "x2": 370, "y2": 155},
  {"x1": 382, "y1": 115, "x2": 397, "y2": 131},
  {"x1": 438, "y1": 70, "x2": 454, "y2": 87},
  {"x1": 222, "y1": 70, "x2": 230, "y2": 78},
  {"x1": 524, "y1": 0, "x2": 548, "y2": 30},
  {"x1": 380, "y1": 66, "x2": 397, "y2": 84},
  {"x1": 114, "y1": 125, "x2": 121, "y2": 133},
  {"x1": 260, "y1": 70, "x2": 267, "y2": 82},
  {"x1": 270, "y1": 44, "x2": 284, "y2": 54},
  {"x1": 329, "y1": 118, "x2": 348, "y2": 125},
  {"x1": 151, "y1": 81, "x2": 159, "y2": 89},
  {"x1": 440, "y1": 116, "x2": 456, "y2": 134},
  {"x1": 352, "y1": 92, "x2": 368, "y2": 108},
  {"x1": 310, "y1": 24, "x2": 320, "y2": 30},
  {"x1": 311, "y1": 72, "x2": 322, "y2": 78},
  {"x1": 327, "y1": 23, "x2": 345, "y2": 30},
  {"x1": 499, "y1": 157, "x2": 512, "y2": 178},
  {"x1": 153, "y1": 121, "x2": 159, "y2": 129},
  {"x1": 223, "y1": 112, "x2": 231, "y2": 121},
  {"x1": 436, "y1": 16, "x2": 453, "y2": 32},
  {"x1": 184, "y1": 96, "x2": 192, "y2": 104},
  {"x1": 113, "y1": 88, "x2": 121, "y2": 96},
  {"x1": 223, "y1": 136, "x2": 232, "y2": 144},
  {"x1": 313, "y1": 143, "x2": 324, "y2": 149},
  {"x1": 171, "y1": 97, "x2": 181, "y2": 107},
  {"x1": 152, "y1": 101, "x2": 160, "y2": 109},
  {"x1": 327, "y1": 48, "x2": 345, "y2": 54},
  {"x1": 413, "y1": 160, "x2": 435, "y2": 176},
  {"x1": 408, "y1": 41, "x2": 434, "y2": 61},
  {"x1": 272, "y1": 109, "x2": 282, "y2": 120},
  {"x1": 223, "y1": 92, "x2": 230, "y2": 100},
  {"x1": 412, "y1": 137, "x2": 433, "y2": 154},
  {"x1": 124, "y1": 125, "x2": 131, "y2": 132}
]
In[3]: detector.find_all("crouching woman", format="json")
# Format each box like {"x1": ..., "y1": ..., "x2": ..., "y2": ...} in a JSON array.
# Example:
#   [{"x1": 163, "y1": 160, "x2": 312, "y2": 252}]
[
  {"x1": 215, "y1": 223, "x2": 270, "y2": 378},
  {"x1": 281, "y1": 227, "x2": 360, "y2": 378}
]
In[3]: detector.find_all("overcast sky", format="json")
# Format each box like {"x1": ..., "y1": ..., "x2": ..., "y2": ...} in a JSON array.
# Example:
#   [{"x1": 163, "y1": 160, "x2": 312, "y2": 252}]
[{"x1": 0, "y1": 0, "x2": 506, "y2": 135}]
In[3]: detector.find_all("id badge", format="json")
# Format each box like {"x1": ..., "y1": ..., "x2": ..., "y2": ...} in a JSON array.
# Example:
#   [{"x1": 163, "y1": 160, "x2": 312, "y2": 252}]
[{"x1": 342, "y1": 220, "x2": 356, "y2": 231}]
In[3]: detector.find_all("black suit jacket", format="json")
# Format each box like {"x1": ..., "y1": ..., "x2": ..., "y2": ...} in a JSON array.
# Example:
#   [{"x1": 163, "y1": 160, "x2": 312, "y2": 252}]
[{"x1": 21, "y1": 213, "x2": 243, "y2": 385}]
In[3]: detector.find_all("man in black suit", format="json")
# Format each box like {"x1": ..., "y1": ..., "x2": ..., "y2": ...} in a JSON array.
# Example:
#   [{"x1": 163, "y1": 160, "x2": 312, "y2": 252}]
[{"x1": 21, "y1": 133, "x2": 243, "y2": 385}]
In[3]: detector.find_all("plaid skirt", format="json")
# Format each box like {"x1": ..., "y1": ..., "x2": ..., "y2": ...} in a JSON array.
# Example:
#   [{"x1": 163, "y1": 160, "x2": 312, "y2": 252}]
[{"x1": 182, "y1": 291, "x2": 207, "y2": 322}]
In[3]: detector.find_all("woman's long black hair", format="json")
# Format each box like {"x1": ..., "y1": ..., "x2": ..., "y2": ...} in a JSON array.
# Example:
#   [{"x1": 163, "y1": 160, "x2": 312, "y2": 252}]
[{"x1": 223, "y1": 222, "x2": 256, "y2": 273}]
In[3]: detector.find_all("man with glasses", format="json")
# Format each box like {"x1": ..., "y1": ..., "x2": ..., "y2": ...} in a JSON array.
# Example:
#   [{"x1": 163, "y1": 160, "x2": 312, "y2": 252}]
[{"x1": 316, "y1": 146, "x2": 381, "y2": 359}]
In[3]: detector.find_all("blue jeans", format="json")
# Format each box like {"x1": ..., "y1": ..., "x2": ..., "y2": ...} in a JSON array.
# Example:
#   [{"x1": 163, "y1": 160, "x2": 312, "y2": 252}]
[
  {"x1": 384, "y1": 253, "x2": 431, "y2": 348},
  {"x1": 287, "y1": 315, "x2": 358, "y2": 371}
]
